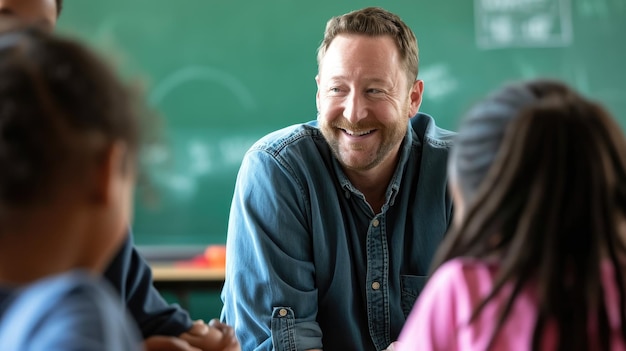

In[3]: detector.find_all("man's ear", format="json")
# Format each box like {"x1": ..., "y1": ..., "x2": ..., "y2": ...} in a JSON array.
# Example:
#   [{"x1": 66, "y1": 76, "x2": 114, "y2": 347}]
[
  {"x1": 91, "y1": 141, "x2": 128, "y2": 205},
  {"x1": 408, "y1": 79, "x2": 424, "y2": 117}
]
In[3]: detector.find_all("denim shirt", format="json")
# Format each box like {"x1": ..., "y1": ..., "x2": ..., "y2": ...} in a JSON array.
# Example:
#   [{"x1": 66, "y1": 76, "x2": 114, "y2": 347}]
[{"x1": 221, "y1": 113, "x2": 454, "y2": 351}]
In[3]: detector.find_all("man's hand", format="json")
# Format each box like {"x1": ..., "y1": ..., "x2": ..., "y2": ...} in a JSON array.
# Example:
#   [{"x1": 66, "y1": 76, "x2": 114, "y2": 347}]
[
  {"x1": 144, "y1": 335, "x2": 201, "y2": 351},
  {"x1": 179, "y1": 319, "x2": 240, "y2": 351}
]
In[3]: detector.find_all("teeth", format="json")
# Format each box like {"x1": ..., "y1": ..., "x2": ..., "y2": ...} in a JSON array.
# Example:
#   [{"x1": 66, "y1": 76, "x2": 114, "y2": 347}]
[{"x1": 344, "y1": 129, "x2": 373, "y2": 136}]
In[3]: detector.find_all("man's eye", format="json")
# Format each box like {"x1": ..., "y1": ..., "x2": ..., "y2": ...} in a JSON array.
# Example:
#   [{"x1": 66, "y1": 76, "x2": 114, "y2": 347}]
[{"x1": 367, "y1": 89, "x2": 382, "y2": 94}]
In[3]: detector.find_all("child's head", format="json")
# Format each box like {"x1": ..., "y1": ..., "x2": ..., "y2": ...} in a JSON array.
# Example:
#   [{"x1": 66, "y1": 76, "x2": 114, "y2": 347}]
[
  {"x1": 446, "y1": 82, "x2": 538, "y2": 226},
  {"x1": 435, "y1": 78, "x2": 626, "y2": 349},
  {"x1": 0, "y1": 25, "x2": 142, "y2": 273},
  {"x1": 446, "y1": 79, "x2": 626, "y2": 248}
]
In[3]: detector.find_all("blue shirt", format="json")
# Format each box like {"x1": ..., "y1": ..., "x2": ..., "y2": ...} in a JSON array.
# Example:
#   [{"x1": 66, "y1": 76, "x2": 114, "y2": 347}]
[
  {"x1": 221, "y1": 113, "x2": 455, "y2": 351},
  {"x1": 0, "y1": 270, "x2": 142, "y2": 350}
]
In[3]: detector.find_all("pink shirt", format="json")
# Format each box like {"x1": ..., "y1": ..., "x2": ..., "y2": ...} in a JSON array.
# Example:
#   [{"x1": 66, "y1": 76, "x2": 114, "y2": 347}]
[{"x1": 396, "y1": 258, "x2": 626, "y2": 351}]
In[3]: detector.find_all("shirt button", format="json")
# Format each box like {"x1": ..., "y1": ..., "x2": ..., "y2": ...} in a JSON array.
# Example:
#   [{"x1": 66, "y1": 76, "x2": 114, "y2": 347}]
[
  {"x1": 371, "y1": 281, "x2": 381, "y2": 290},
  {"x1": 372, "y1": 219, "x2": 380, "y2": 227},
  {"x1": 344, "y1": 190, "x2": 351, "y2": 199},
  {"x1": 279, "y1": 308, "x2": 288, "y2": 317}
]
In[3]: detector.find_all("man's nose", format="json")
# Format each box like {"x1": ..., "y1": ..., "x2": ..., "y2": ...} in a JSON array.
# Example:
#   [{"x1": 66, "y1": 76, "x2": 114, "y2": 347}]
[{"x1": 342, "y1": 92, "x2": 367, "y2": 123}]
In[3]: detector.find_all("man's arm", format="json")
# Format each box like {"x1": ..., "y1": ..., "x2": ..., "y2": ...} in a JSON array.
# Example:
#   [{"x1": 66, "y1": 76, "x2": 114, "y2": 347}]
[
  {"x1": 104, "y1": 232, "x2": 194, "y2": 337},
  {"x1": 221, "y1": 147, "x2": 323, "y2": 350}
]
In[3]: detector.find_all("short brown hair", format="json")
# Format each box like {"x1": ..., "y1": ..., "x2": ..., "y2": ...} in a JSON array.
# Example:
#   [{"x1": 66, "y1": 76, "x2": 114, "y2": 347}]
[{"x1": 316, "y1": 7, "x2": 419, "y2": 84}]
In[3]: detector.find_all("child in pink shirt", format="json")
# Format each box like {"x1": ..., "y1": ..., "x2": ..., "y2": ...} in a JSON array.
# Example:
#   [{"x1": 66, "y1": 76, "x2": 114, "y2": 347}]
[{"x1": 397, "y1": 79, "x2": 626, "y2": 351}]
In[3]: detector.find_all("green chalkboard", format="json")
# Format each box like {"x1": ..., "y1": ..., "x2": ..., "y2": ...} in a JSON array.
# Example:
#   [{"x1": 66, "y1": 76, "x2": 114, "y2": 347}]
[{"x1": 57, "y1": 0, "x2": 626, "y2": 246}]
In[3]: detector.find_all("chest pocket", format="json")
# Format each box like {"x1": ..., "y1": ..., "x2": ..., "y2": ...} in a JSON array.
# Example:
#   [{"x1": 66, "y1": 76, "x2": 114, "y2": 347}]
[{"x1": 400, "y1": 275, "x2": 427, "y2": 318}]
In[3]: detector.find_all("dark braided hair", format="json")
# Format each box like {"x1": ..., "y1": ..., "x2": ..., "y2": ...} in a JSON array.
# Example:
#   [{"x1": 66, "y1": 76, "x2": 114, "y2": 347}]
[
  {"x1": 432, "y1": 79, "x2": 626, "y2": 350},
  {"x1": 0, "y1": 25, "x2": 142, "y2": 211}
]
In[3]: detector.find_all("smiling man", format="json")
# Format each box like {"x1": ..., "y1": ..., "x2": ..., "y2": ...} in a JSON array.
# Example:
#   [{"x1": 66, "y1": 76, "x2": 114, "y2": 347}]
[{"x1": 222, "y1": 7, "x2": 455, "y2": 351}]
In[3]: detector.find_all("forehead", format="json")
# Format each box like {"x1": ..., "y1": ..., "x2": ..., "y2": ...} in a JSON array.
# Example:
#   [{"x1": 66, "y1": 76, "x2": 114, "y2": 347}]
[
  {"x1": 0, "y1": 0, "x2": 57, "y2": 29},
  {"x1": 319, "y1": 34, "x2": 402, "y2": 80}
]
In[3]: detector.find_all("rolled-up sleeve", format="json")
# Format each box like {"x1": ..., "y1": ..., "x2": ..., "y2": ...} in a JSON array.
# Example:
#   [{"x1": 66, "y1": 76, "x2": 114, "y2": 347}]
[{"x1": 221, "y1": 146, "x2": 323, "y2": 351}]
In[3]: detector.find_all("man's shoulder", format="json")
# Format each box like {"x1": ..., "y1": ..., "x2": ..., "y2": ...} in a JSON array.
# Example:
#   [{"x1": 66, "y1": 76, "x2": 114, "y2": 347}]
[
  {"x1": 410, "y1": 112, "x2": 456, "y2": 149},
  {"x1": 249, "y1": 120, "x2": 323, "y2": 156}
]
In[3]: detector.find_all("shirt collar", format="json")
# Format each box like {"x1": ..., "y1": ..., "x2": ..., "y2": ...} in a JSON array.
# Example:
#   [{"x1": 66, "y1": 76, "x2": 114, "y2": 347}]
[{"x1": 332, "y1": 120, "x2": 417, "y2": 209}]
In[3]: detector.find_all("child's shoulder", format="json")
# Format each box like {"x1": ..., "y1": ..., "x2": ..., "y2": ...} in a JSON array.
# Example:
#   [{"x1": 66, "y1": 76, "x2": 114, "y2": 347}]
[
  {"x1": 429, "y1": 258, "x2": 500, "y2": 296},
  {"x1": 436, "y1": 257, "x2": 499, "y2": 279},
  {"x1": 14, "y1": 270, "x2": 117, "y2": 308},
  {"x1": 0, "y1": 270, "x2": 141, "y2": 350}
]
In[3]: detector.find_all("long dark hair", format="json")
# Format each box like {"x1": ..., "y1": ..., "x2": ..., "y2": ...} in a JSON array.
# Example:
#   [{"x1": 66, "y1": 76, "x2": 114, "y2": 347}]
[{"x1": 432, "y1": 79, "x2": 626, "y2": 350}]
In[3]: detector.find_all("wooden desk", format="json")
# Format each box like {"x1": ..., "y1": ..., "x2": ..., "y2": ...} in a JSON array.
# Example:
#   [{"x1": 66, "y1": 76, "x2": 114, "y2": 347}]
[{"x1": 150, "y1": 264, "x2": 226, "y2": 309}]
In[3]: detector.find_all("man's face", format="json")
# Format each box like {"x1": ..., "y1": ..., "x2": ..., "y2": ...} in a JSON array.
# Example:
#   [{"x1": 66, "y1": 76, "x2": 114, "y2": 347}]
[
  {"x1": 316, "y1": 34, "x2": 423, "y2": 174},
  {"x1": 0, "y1": 0, "x2": 57, "y2": 30}
]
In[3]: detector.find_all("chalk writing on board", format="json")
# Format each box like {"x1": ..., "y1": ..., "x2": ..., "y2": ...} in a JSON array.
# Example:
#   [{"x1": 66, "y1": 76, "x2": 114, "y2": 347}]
[
  {"x1": 420, "y1": 64, "x2": 458, "y2": 101},
  {"x1": 475, "y1": 0, "x2": 573, "y2": 49},
  {"x1": 142, "y1": 132, "x2": 260, "y2": 203},
  {"x1": 149, "y1": 66, "x2": 257, "y2": 110}
]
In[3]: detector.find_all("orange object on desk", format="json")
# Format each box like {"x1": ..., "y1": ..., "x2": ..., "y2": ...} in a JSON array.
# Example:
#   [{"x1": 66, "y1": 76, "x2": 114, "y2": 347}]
[{"x1": 174, "y1": 244, "x2": 226, "y2": 268}]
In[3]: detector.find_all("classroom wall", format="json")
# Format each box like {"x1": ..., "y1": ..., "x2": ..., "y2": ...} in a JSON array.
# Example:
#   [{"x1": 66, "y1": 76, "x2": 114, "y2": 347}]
[{"x1": 58, "y1": 0, "x2": 626, "y2": 249}]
